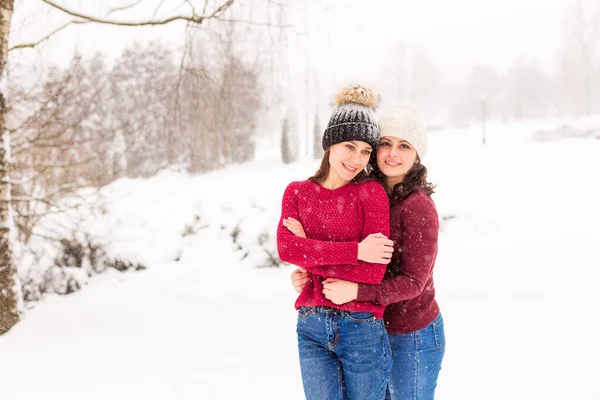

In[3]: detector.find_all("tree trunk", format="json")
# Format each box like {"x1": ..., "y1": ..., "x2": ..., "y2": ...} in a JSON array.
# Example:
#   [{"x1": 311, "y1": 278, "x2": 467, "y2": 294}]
[{"x1": 0, "y1": 0, "x2": 20, "y2": 335}]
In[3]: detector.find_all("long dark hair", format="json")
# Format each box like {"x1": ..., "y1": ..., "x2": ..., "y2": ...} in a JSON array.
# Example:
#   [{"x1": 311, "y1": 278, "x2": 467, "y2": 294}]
[
  {"x1": 308, "y1": 149, "x2": 371, "y2": 184},
  {"x1": 371, "y1": 158, "x2": 435, "y2": 201}
]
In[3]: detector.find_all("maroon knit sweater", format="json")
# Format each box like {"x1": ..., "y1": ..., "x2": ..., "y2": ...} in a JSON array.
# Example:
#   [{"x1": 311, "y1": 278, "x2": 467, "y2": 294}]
[
  {"x1": 357, "y1": 189, "x2": 440, "y2": 334},
  {"x1": 277, "y1": 179, "x2": 390, "y2": 318}
]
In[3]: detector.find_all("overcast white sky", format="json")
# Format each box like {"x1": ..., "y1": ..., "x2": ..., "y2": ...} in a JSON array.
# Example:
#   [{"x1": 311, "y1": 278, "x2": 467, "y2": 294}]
[
  {"x1": 5, "y1": 0, "x2": 577, "y2": 150},
  {"x1": 324, "y1": 0, "x2": 569, "y2": 81},
  {"x1": 10, "y1": 0, "x2": 570, "y2": 73}
]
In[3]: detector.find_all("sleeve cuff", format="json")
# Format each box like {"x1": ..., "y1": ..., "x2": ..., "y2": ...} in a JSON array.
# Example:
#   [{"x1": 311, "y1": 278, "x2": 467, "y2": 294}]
[{"x1": 356, "y1": 283, "x2": 378, "y2": 303}]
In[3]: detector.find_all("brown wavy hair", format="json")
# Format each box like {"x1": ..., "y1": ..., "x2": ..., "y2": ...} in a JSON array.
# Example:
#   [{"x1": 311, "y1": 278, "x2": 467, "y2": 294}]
[
  {"x1": 371, "y1": 158, "x2": 435, "y2": 201},
  {"x1": 308, "y1": 150, "x2": 371, "y2": 184}
]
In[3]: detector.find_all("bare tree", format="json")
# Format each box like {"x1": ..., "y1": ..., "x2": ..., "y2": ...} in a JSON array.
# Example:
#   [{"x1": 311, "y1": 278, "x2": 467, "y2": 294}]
[
  {"x1": 558, "y1": 0, "x2": 600, "y2": 116},
  {"x1": 178, "y1": 62, "x2": 220, "y2": 172},
  {"x1": 281, "y1": 116, "x2": 293, "y2": 164},
  {"x1": 107, "y1": 42, "x2": 178, "y2": 178},
  {"x1": 178, "y1": 15, "x2": 262, "y2": 173},
  {"x1": 9, "y1": 53, "x2": 102, "y2": 243},
  {"x1": 0, "y1": 0, "x2": 236, "y2": 335},
  {"x1": 312, "y1": 110, "x2": 322, "y2": 159},
  {"x1": 501, "y1": 59, "x2": 552, "y2": 120},
  {"x1": 0, "y1": 0, "x2": 20, "y2": 335}
]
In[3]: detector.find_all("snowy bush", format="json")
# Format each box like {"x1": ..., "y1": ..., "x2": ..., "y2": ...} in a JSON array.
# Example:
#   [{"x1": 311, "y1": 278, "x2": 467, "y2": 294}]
[
  {"x1": 13, "y1": 160, "x2": 293, "y2": 308},
  {"x1": 213, "y1": 201, "x2": 281, "y2": 268},
  {"x1": 18, "y1": 233, "x2": 147, "y2": 303},
  {"x1": 109, "y1": 259, "x2": 147, "y2": 272}
]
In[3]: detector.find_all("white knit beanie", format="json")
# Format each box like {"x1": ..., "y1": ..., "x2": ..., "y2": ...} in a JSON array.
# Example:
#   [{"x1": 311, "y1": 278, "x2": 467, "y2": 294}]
[{"x1": 378, "y1": 104, "x2": 428, "y2": 160}]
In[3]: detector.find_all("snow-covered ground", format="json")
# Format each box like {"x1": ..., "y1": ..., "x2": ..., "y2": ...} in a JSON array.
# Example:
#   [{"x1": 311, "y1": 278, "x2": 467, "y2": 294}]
[{"x1": 1, "y1": 121, "x2": 599, "y2": 399}]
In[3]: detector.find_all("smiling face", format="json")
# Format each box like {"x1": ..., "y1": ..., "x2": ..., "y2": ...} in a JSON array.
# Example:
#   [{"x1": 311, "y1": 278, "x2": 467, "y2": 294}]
[
  {"x1": 326, "y1": 141, "x2": 373, "y2": 186},
  {"x1": 376, "y1": 136, "x2": 419, "y2": 187}
]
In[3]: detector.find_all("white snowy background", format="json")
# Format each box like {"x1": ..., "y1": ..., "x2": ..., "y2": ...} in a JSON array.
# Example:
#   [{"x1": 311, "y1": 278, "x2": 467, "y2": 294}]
[
  {"x1": 2, "y1": 0, "x2": 600, "y2": 399},
  {"x1": 1, "y1": 120, "x2": 599, "y2": 399}
]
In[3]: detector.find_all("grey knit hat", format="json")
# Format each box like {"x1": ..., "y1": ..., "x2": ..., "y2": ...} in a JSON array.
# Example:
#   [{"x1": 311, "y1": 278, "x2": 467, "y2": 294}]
[{"x1": 322, "y1": 85, "x2": 380, "y2": 151}]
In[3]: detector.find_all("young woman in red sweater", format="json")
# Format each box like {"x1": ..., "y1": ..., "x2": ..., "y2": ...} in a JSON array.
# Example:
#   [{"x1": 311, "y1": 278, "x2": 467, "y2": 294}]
[
  {"x1": 288, "y1": 105, "x2": 445, "y2": 400},
  {"x1": 277, "y1": 85, "x2": 395, "y2": 400}
]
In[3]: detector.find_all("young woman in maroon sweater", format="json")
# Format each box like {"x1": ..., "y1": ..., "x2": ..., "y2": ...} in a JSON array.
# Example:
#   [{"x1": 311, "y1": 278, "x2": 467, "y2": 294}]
[
  {"x1": 288, "y1": 105, "x2": 445, "y2": 400},
  {"x1": 277, "y1": 85, "x2": 396, "y2": 400}
]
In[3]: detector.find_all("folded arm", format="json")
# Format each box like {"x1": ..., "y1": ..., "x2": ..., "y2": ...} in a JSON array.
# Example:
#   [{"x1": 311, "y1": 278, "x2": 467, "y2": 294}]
[
  {"x1": 277, "y1": 181, "x2": 390, "y2": 284},
  {"x1": 357, "y1": 195, "x2": 439, "y2": 305}
]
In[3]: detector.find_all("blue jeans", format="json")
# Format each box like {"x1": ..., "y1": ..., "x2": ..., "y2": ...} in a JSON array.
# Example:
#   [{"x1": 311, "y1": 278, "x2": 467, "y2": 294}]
[
  {"x1": 386, "y1": 313, "x2": 446, "y2": 400},
  {"x1": 297, "y1": 306, "x2": 392, "y2": 400}
]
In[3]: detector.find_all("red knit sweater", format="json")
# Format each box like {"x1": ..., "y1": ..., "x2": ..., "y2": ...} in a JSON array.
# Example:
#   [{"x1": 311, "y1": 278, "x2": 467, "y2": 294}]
[
  {"x1": 277, "y1": 179, "x2": 390, "y2": 318},
  {"x1": 357, "y1": 189, "x2": 440, "y2": 334}
]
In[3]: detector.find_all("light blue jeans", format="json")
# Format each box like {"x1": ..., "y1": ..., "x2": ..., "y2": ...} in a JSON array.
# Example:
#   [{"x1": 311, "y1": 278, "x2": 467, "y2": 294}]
[
  {"x1": 386, "y1": 313, "x2": 446, "y2": 400},
  {"x1": 297, "y1": 306, "x2": 392, "y2": 400}
]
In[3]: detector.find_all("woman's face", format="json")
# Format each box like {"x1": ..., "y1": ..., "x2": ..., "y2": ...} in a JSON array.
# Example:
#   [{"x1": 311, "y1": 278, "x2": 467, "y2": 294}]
[
  {"x1": 376, "y1": 136, "x2": 418, "y2": 184},
  {"x1": 328, "y1": 141, "x2": 373, "y2": 182}
]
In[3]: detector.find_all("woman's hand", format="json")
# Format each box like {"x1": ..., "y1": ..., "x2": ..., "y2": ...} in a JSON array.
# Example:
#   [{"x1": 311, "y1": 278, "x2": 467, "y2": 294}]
[
  {"x1": 283, "y1": 217, "x2": 307, "y2": 238},
  {"x1": 357, "y1": 233, "x2": 394, "y2": 264},
  {"x1": 291, "y1": 267, "x2": 310, "y2": 293},
  {"x1": 322, "y1": 278, "x2": 359, "y2": 305}
]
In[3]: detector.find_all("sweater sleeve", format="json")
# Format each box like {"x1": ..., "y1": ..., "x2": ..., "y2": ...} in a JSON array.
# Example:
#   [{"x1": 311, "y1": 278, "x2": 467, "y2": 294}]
[
  {"x1": 356, "y1": 193, "x2": 439, "y2": 305},
  {"x1": 277, "y1": 181, "x2": 390, "y2": 284}
]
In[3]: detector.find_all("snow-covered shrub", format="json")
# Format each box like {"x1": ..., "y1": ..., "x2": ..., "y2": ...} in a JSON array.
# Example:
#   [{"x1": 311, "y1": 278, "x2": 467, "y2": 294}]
[
  {"x1": 218, "y1": 203, "x2": 281, "y2": 268},
  {"x1": 257, "y1": 230, "x2": 282, "y2": 268},
  {"x1": 19, "y1": 233, "x2": 146, "y2": 304},
  {"x1": 181, "y1": 215, "x2": 208, "y2": 237},
  {"x1": 56, "y1": 236, "x2": 107, "y2": 273},
  {"x1": 109, "y1": 259, "x2": 147, "y2": 272}
]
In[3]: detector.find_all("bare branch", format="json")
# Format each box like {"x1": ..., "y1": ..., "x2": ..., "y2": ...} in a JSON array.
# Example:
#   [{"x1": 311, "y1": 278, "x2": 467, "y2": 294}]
[
  {"x1": 184, "y1": 0, "x2": 198, "y2": 17},
  {"x1": 218, "y1": 18, "x2": 293, "y2": 28},
  {"x1": 107, "y1": 0, "x2": 144, "y2": 15},
  {"x1": 152, "y1": 0, "x2": 168, "y2": 19},
  {"x1": 41, "y1": 0, "x2": 235, "y2": 27},
  {"x1": 266, "y1": 0, "x2": 305, "y2": 11},
  {"x1": 23, "y1": 157, "x2": 97, "y2": 170},
  {"x1": 8, "y1": 20, "x2": 88, "y2": 52},
  {"x1": 11, "y1": 196, "x2": 61, "y2": 203}
]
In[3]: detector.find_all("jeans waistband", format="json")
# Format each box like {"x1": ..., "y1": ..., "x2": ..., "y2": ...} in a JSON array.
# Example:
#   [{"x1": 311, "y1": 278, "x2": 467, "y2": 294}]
[{"x1": 300, "y1": 306, "x2": 370, "y2": 317}]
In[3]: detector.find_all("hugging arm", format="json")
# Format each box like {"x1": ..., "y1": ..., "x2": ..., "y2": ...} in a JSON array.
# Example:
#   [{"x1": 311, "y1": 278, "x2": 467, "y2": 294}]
[{"x1": 357, "y1": 196, "x2": 439, "y2": 305}]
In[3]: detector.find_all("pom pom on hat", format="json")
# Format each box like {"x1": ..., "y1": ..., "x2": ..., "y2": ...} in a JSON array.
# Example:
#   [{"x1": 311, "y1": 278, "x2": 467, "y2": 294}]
[{"x1": 334, "y1": 84, "x2": 379, "y2": 110}]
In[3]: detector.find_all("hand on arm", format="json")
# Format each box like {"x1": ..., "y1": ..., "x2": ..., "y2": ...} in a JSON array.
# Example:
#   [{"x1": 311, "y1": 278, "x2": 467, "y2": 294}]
[
  {"x1": 284, "y1": 219, "x2": 393, "y2": 263},
  {"x1": 282, "y1": 218, "x2": 306, "y2": 238},
  {"x1": 291, "y1": 267, "x2": 310, "y2": 293},
  {"x1": 357, "y1": 233, "x2": 394, "y2": 264},
  {"x1": 322, "y1": 278, "x2": 358, "y2": 305}
]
